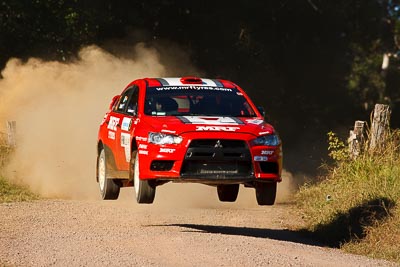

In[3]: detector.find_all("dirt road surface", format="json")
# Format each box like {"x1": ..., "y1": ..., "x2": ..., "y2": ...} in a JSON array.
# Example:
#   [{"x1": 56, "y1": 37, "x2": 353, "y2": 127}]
[{"x1": 0, "y1": 185, "x2": 397, "y2": 267}]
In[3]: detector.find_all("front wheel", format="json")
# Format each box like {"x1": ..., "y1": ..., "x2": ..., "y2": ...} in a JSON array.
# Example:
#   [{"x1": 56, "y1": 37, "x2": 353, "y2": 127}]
[
  {"x1": 217, "y1": 184, "x2": 239, "y2": 202},
  {"x1": 133, "y1": 152, "x2": 155, "y2": 204},
  {"x1": 255, "y1": 182, "x2": 277, "y2": 206},
  {"x1": 98, "y1": 148, "x2": 120, "y2": 200}
]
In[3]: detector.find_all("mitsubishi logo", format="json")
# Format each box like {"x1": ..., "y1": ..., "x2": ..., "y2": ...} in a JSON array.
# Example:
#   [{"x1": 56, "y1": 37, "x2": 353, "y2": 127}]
[{"x1": 214, "y1": 140, "x2": 223, "y2": 148}]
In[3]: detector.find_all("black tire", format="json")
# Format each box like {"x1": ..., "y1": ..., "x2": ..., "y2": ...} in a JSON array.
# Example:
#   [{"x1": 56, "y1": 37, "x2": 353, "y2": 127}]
[
  {"x1": 255, "y1": 182, "x2": 277, "y2": 206},
  {"x1": 133, "y1": 152, "x2": 155, "y2": 204},
  {"x1": 98, "y1": 148, "x2": 120, "y2": 200},
  {"x1": 217, "y1": 184, "x2": 239, "y2": 202}
]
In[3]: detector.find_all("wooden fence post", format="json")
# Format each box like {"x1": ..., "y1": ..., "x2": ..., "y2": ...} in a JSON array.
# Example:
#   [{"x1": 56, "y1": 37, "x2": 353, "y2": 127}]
[
  {"x1": 6, "y1": 121, "x2": 16, "y2": 147},
  {"x1": 369, "y1": 104, "x2": 391, "y2": 152},
  {"x1": 348, "y1": 120, "x2": 366, "y2": 159}
]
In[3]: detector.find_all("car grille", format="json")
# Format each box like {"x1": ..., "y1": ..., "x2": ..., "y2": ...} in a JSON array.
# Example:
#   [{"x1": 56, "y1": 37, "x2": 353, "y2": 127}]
[{"x1": 180, "y1": 139, "x2": 252, "y2": 178}]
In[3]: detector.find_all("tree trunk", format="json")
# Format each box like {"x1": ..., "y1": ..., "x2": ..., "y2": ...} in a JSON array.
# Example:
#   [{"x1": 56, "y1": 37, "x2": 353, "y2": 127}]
[
  {"x1": 369, "y1": 104, "x2": 391, "y2": 152},
  {"x1": 348, "y1": 120, "x2": 366, "y2": 159}
]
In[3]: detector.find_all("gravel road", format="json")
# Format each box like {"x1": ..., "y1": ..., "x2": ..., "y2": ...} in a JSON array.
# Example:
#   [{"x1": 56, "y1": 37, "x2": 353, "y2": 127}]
[{"x1": 0, "y1": 185, "x2": 397, "y2": 267}]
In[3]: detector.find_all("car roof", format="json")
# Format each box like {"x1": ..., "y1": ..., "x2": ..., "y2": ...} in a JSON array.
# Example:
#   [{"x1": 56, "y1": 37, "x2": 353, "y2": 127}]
[{"x1": 143, "y1": 77, "x2": 238, "y2": 89}]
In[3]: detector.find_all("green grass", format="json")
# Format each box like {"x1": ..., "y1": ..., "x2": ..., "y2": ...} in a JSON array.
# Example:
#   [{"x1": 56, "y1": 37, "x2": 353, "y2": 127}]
[
  {"x1": 296, "y1": 130, "x2": 400, "y2": 263},
  {"x1": 0, "y1": 176, "x2": 38, "y2": 203},
  {"x1": 0, "y1": 142, "x2": 38, "y2": 203}
]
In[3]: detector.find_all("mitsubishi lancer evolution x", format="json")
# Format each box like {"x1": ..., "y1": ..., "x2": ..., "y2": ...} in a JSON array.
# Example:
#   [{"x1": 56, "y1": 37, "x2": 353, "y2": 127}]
[{"x1": 96, "y1": 77, "x2": 282, "y2": 205}]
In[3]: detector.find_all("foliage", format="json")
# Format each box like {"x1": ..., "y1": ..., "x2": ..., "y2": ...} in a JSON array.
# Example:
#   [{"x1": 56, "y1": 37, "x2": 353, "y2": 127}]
[
  {"x1": 0, "y1": 136, "x2": 38, "y2": 203},
  {"x1": 0, "y1": 1, "x2": 147, "y2": 63},
  {"x1": 296, "y1": 130, "x2": 400, "y2": 263},
  {"x1": 347, "y1": 43, "x2": 387, "y2": 111},
  {"x1": 327, "y1": 131, "x2": 349, "y2": 161},
  {"x1": 0, "y1": 176, "x2": 38, "y2": 203},
  {"x1": 0, "y1": 139, "x2": 37, "y2": 203},
  {"x1": 1, "y1": 1, "x2": 400, "y2": 174}
]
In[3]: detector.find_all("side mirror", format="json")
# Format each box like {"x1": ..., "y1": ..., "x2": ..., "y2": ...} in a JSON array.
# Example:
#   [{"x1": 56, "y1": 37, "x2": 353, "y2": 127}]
[
  {"x1": 109, "y1": 95, "x2": 120, "y2": 110},
  {"x1": 257, "y1": 106, "x2": 271, "y2": 122},
  {"x1": 257, "y1": 106, "x2": 266, "y2": 118}
]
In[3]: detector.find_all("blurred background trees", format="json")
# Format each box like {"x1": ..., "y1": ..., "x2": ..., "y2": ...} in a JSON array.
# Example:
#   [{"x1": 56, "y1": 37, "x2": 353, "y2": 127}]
[{"x1": 1, "y1": 0, "x2": 399, "y2": 174}]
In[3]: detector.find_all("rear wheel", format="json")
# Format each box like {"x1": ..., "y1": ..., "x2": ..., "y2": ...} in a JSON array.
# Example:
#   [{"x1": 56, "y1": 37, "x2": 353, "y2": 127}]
[
  {"x1": 98, "y1": 148, "x2": 120, "y2": 200},
  {"x1": 255, "y1": 182, "x2": 277, "y2": 206},
  {"x1": 217, "y1": 184, "x2": 239, "y2": 202},
  {"x1": 133, "y1": 152, "x2": 155, "y2": 204}
]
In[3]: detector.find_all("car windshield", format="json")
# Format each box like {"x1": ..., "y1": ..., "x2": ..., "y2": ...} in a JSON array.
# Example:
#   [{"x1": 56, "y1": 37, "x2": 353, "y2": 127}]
[{"x1": 145, "y1": 86, "x2": 257, "y2": 117}]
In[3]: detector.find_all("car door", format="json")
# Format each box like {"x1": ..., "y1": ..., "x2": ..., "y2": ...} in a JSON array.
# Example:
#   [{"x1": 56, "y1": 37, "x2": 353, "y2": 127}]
[{"x1": 112, "y1": 85, "x2": 139, "y2": 171}]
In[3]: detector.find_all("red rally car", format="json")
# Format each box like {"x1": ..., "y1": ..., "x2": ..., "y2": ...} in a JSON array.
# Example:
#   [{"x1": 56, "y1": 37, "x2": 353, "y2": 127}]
[{"x1": 96, "y1": 77, "x2": 282, "y2": 205}]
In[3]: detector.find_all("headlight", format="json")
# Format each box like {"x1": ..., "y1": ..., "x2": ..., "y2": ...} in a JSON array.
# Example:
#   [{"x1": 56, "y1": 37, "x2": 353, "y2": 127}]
[
  {"x1": 148, "y1": 132, "x2": 183, "y2": 145},
  {"x1": 252, "y1": 134, "x2": 280, "y2": 146}
]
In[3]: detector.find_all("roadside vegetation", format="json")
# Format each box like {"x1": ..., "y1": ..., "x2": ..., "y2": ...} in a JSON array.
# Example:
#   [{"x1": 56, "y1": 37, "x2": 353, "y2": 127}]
[
  {"x1": 296, "y1": 129, "x2": 400, "y2": 263},
  {"x1": 0, "y1": 139, "x2": 37, "y2": 203},
  {"x1": 0, "y1": 175, "x2": 38, "y2": 203}
]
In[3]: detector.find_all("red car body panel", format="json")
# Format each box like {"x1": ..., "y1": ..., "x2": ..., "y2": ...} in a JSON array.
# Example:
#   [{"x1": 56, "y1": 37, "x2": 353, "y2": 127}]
[{"x1": 97, "y1": 77, "x2": 282, "y2": 187}]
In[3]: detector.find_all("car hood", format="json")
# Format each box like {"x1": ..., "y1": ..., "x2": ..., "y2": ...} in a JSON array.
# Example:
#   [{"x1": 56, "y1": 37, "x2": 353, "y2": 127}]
[{"x1": 140, "y1": 115, "x2": 275, "y2": 137}]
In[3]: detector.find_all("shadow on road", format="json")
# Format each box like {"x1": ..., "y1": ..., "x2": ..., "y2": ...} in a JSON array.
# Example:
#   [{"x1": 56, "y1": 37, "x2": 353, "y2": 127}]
[
  {"x1": 160, "y1": 223, "x2": 323, "y2": 247},
  {"x1": 148, "y1": 198, "x2": 395, "y2": 249},
  {"x1": 311, "y1": 197, "x2": 395, "y2": 248}
]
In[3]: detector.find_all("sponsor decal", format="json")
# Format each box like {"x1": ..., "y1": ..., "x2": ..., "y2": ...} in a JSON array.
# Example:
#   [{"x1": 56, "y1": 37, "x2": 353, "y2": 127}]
[
  {"x1": 179, "y1": 116, "x2": 243, "y2": 125},
  {"x1": 136, "y1": 136, "x2": 148, "y2": 142},
  {"x1": 139, "y1": 150, "x2": 148, "y2": 155},
  {"x1": 120, "y1": 133, "x2": 131, "y2": 162},
  {"x1": 246, "y1": 119, "x2": 264, "y2": 125},
  {"x1": 154, "y1": 86, "x2": 232, "y2": 92},
  {"x1": 121, "y1": 133, "x2": 130, "y2": 146},
  {"x1": 200, "y1": 170, "x2": 238, "y2": 174},
  {"x1": 196, "y1": 126, "x2": 240, "y2": 132},
  {"x1": 108, "y1": 131, "x2": 115, "y2": 140},
  {"x1": 152, "y1": 111, "x2": 166, "y2": 116},
  {"x1": 161, "y1": 129, "x2": 176, "y2": 134},
  {"x1": 107, "y1": 116, "x2": 120, "y2": 131},
  {"x1": 259, "y1": 131, "x2": 271, "y2": 135},
  {"x1": 261, "y1": 150, "x2": 274, "y2": 155},
  {"x1": 254, "y1": 156, "x2": 268, "y2": 162},
  {"x1": 159, "y1": 148, "x2": 175, "y2": 153},
  {"x1": 138, "y1": 144, "x2": 148, "y2": 149},
  {"x1": 121, "y1": 117, "x2": 132, "y2": 131}
]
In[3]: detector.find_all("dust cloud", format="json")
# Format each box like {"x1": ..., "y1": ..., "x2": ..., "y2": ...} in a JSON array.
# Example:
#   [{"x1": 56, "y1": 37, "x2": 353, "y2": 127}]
[
  {"x1": 0, "y1": 44, "x2": 169, "y2": 199},
  {"x1": 0, "y1": 42, "x2": 297, "y2": 207}
]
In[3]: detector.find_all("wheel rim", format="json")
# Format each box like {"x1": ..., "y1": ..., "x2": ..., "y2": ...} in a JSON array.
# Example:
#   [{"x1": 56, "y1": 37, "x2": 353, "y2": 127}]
[
  {"x1": 98, "y1": 152, "x2": 106, "y2": 192},
  {"x1": 134, "y1": 154, "x2": 140, "y2": 196}
]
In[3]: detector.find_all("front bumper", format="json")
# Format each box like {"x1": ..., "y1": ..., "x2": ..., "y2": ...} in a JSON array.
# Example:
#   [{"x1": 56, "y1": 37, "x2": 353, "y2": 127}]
[{"x1": 137, "y1": 132, "x2": 282, "y2": 183}]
